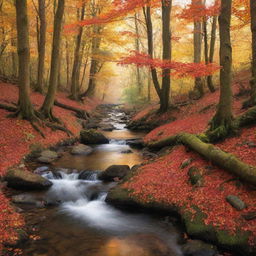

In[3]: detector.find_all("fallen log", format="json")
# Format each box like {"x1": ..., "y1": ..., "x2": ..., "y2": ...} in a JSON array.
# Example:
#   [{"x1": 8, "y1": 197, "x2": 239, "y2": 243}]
[
  {"x1": 54, "y1": 100, "x2": 89, "y2": 119},
  {"x1": 179, "y1": 133, "x2": 256, "y2": 186},
  {"x1": 147, "y1": 135, "x2": 178, "y2": 149}
]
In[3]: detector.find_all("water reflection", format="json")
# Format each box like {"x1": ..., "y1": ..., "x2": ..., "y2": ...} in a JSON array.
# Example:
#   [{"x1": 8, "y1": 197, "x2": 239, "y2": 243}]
[{"x1": 53, "y1": 144, "x2": 142, "y2": 171}]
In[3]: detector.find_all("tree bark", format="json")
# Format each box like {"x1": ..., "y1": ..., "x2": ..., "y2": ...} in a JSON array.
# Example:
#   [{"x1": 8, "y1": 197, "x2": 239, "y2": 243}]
[
  {"x1": 143, "y1": 6, "x2": 161, "y2": 99},
  {"x1": 207, "y1": 16, "x2": 217, "y2": 92},
  {"x1": 81, "y1": 26, "x2": 101, "y2": 98},
  {"x1": 70, "y1": 3, "x2": 85, "y2": 100},
  {"x1": 159, "y1": 0, "x2": 172, "y2": 113},
  {"x1": 193, "y1": 0, "x2": 204, "y2": 98},
  {"x1": 40, "y1": 0, "x2": 65, "y2": 120},
  {"x1": 15, "y1": 0, "x2": 35, "y2": 120},
  {"x1": 243, "y1": 0, "x2": 256, "y2": 108},
  {"x1": 11, "y1": 37, "x2": 18, "y2": 77},
  {"x1": 36, "y1": 0, "x2": 46, "y2": 93},
  {"x1": 134, "y1": 12, "x2": 143, "y2": 95},
  {"x1": 203, "y1": 17, "x2": 215, "y2": 93},
  {"x1": 208, "y1": 0, "x2": 233, "y2": 141}
]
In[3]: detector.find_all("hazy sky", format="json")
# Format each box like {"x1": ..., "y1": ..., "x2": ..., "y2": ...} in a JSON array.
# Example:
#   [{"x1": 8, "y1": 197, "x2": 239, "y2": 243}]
[{"x1": 173, "y1": 0, "x2": 214, "y2": 7}]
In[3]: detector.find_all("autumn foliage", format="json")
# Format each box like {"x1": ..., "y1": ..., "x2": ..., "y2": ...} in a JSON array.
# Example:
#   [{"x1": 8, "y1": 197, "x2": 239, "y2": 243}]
[{"x1": 119, "y1": 51, "x2": 221, "y2": 78}]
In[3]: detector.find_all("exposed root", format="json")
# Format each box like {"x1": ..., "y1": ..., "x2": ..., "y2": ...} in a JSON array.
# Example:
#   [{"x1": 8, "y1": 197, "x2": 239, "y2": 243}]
[
  {"x1": 45, "y1": 122, "x2": 73, "y2": 137},
  {"x1": 0, "y1": 103, "x2": 17, "y2": 112},
  {"x1": 54, "y1": 100, "x2": 89, "y2": 119},
  {"x1": 30, "y1": 121, "x2": 45, "y2": 138}
]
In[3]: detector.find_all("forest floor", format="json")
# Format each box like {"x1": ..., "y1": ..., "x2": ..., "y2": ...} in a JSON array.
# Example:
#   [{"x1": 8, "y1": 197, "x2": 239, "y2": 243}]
[
  {"x1": 0, "y1": 82, "x2": 100, "y2": 254},
  {"x1": 109, "y1": 70, "x2": 256, "y2": 254}
]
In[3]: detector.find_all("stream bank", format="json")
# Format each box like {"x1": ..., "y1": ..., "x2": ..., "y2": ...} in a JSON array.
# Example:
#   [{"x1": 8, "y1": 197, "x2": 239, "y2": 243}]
[
  {"x1": 4, "y1": 104, "x2": 184, "y2": 256},
  {"x1": 3, "y1": 104, "x2": 245, "y2": 256}
]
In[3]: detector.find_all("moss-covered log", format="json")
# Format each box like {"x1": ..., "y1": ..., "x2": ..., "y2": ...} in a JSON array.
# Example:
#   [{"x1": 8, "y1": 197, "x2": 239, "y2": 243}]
[
  {"x1": 179, "y1": 133, "x2": 256, "y2": 186},
  {"x1": 147, "y1": 135, "x2": 178, "y2": 149}
]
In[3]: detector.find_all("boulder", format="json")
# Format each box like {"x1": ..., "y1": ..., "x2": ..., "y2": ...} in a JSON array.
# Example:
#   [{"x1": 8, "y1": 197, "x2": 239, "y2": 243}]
[
  {"x1": 226, "y1": 195, "x2": 247, "y2": 211},
  {"x1": 78, "y1": 170, "x2": 101, "y2": 180},
  {"x1": 126, "y1": 139, "x2": 144, "y2": 149},
  {"x1": 37, "y1": 150, "x2": 58, "y2": 164},
  {"x1": 4, "y1": 169, "x2": 52, "y2": 190},
  {"x1": 98, "y1": 165, "x2": 130, "y2": 181},
  {"x1": 100, "y1": 124, "x2": 115, "y2": 131},
  {"x1": 188, "y1": 167, "x2": 204, "y2": 186},
  {"x1": 80, "y1": 129, "x2": 109, "y2": 144},
  {"x1": 83, "y1": 121, "x2": 99, "y2": 129},
  {"x1": 71, "y1": 144, "x2": 93, "y2": 155},
  {"x1": 182, "y1": 240, "x2": 218, "y2": 256}
]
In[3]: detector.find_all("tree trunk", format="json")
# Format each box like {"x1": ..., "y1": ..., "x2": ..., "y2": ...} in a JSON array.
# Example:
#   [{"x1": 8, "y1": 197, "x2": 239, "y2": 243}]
[
  {"x1": 143, "y1": 6, "x2": 161, "y2": 99},
  {"x1": 15, "y1": 0, "x2": 35, "y2": 120},
  {"x1": 11, "y1": 37, "x2": 18, "y2": 77},
  {"x1": 243, "y1": 0, "x2": 256, "y2": 108},
  {"x1": 40, "y1": 0, "x2": 65, "y2": 120},
  {"x1": 208, "y1": 0, "x2": 233, "y2": 141},
  {"x1": 159, "y1": 0, "x2": 172, "y2": 113},
  {"x1": 81, "y1": 26, "x2": 101, "y2": 98},
  {"x1": 70, "y1": 3, "x2": 85, "y2": 100},
  {"x1": 65, "y1": 39, "x2": 70, "y2": 88},
  {"x1": 207, "y1": 15, "x2": 217, "y2": 92},
  {"x1": 147, "y1": 69, "x2": 151, "y2": 102},
  {"x1": 203, "y1": 17, "x2": 215, "y2": 93},
  {"x1": 134, "y1": 12, "x2": 142, "y2": 95},
  {"x1": 83, "y1": 58, "x2": 98, "y2": 97},
  {"x1": 36, "y1": 0, "x2": 46, "y2": 93},
  {"x1": 193, "y1": 0, "x2": 204, "y2": 98}
]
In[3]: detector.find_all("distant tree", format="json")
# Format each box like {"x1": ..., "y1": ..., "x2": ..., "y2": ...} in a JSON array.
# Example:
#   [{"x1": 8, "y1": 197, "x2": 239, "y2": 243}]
[
  {"x1": 70, "y1": 2, "x2": 85, "y2": 100},
  {"x1": 208, "y1": 0, "x2": 233, "y2": 140},
  {"x1": 40, "y1": 0, "x2": 65, "y2": 121},
  {"x1": 193, "y1": 0, "x2": 204, "y2": 98},
  {"x1": 142, "y1": 0, "x2": 172, "y2": 113},
  {"x1": 206, "y1": 15, "x2": 217, "y2": 92}
]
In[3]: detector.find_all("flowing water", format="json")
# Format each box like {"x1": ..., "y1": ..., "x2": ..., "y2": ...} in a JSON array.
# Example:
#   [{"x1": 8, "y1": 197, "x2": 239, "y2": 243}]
[{"x1": 17, "y1": 105, "x2": 183, "y2": 256}]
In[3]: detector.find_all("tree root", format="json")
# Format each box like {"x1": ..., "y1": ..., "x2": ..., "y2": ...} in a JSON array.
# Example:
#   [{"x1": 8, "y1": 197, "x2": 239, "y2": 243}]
[
  {"x1": 45, "y1": 122, "x2": 73, "y2": 137},
  {"x1": 30, "y1": 121, "x2": 46, "y2": 138},
  {"x1": 54, "y1": 100, "x2": 89, "y2": 119},
  {"x1": 0, "y1": 102, "x2": 73, "y2": 137},
  {"x1": 0, "y1": 103, "x2": 17, "y2": 112}
]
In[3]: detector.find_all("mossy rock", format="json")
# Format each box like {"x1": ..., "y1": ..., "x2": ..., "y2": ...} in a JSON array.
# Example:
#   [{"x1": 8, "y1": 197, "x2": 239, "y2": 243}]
[
  {"x1": 4, "y1": 169, "x2": 52, "y2": 190},
  {"x1": 216, "y1": 230, "x2": 250, "y2": 253},
  {"x1": 188, "y1": 167, "x2": 204, "y2": 186},
  {"x1": 183, "y1": 208, "x2": 216, "y2": 241},
  {"x1": 80, "y1": 129, "x2": 109, "y2": 144}
]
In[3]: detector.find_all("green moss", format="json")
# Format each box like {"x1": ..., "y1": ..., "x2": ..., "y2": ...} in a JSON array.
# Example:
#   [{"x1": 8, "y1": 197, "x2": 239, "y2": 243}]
[
  {"x1": 216, "y1": 230, "x2": 249, "y2": 248},
  {"x1": 183, "y1": 207, "x2": 216, "y2": 241}
]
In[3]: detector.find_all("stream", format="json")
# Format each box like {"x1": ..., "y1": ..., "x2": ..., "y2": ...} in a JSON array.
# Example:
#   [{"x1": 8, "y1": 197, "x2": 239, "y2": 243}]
[{"x1": 15, "y1": 105, "x2": 184, "y2": 256}]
